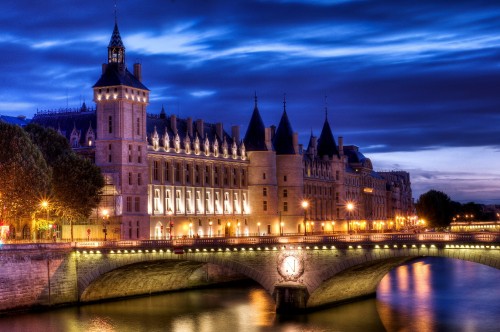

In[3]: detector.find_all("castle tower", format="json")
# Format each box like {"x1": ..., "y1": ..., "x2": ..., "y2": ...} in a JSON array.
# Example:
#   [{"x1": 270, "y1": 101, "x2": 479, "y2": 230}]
[
  {"x1": 243, "y1": 94, "x2": 278, "y2": 235},
  {"x1": 93, "y1": 21, "x2": 150, "y2": 239},
  {"x1": 272, "y1": 97, "x2": 304, "y2": 234}
]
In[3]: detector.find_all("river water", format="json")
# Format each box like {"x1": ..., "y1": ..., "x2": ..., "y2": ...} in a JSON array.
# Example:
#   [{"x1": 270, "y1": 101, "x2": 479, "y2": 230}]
[{"x1": 0, "y1": 257, "x2": 498, "y2": 332}]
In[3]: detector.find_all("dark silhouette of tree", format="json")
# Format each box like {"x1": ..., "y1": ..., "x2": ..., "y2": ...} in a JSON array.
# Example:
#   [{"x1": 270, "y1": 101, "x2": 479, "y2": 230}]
[
  {"x1": 0, "y1": 123, "x2": 51, "y2": 224},
  {"x1": 416, "y1": 190, "x2": 458, "y2": 227},
  {"x1": 25, "y1": 124, "x2": 104, "y2": 222}
]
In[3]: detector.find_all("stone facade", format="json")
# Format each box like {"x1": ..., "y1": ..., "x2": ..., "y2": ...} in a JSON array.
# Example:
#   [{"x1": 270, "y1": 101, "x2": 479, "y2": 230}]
[{"x1": 29, "y1": 22, "x2": 414, "y2": 240}]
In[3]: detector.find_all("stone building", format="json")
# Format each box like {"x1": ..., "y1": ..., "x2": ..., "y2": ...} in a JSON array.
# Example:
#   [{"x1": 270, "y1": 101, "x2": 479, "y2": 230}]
[{"x1": 31, "y1": 22, "x2": 413, "y2": 240}]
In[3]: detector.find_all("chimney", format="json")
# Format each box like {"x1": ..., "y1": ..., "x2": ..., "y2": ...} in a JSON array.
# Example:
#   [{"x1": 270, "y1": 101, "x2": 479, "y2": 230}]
[
  {"x1": 170, "y1": 115, "x2": 177, "y2": 135},
  {"x1": 102, "y1": 63, "x2": 108, "y2": 74},
  {"x1": 265, "y1": 127, "x2": 272, "y2": 150},
  {"x1": 216, "y1": 122, "x2": 223, "y2": 140},
  {"x1": 187, "y1": 117, "x2": 193, "y2": 138},
  {"x1": 293, "y1": 132, "x2": 299, "y2": 154},
  {"x1": 134, "y1": 63, "x2": 142, "y2": 82},
  {"x1": 231, "y1": 125, "x2": 240, "y2": 143},
  {"x1": 196, "y1": 119, "x2": 204, "y2": 138},
  {"x1": 338, "y1": 136, "x2": 344, "y2": 155}
]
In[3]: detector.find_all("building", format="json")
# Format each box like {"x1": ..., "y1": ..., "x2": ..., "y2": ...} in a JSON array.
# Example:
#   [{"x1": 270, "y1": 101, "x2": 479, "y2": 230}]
[{"x1": 30, "y1": 21, "x2": 413, "y2": 240}]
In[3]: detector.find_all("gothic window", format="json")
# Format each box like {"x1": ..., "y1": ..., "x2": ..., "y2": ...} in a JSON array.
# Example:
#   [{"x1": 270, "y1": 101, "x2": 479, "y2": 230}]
[
  {"x1": 205, "y1": 191, "x2": 211, "y2": 213},
  {"x1": 154, "y1": 189, "x2": 161, "y2": 212},
  {"x1": 128, "y1": 145, "x2": 132, "y2": 162},
  {"x1": 205, "y1": 165, "x2": 210, "y2": 185},
  {"x1": 175, "y1": 190, "x2": 182, "y2": 213},
  {"x1": 283, "y1": 189, "x2": 288, "y2": 198},
  {"x1": 134, "y1": 197, "x2": 140, "y2": 212},
  {"x1": 175, "y1": 162, "x2": 181, "y2": 182},
  {"x1": 224, "y1": 192, "x2": 230, "y2": 213},
  {"x1": 138, "y1": 146, "x2": 142, "y2": 163},
  {"x1": 137, "y1": 173, "x2": 142, "y2": 186},
  {"x1": 263, "y1": 187, "x2": 267, "y2": 197},
  {"x1": 186, "y1": 191, "x2": 192, "y2": 213},
  {"x1": 108, "y1": 144, "x2": 112, "y2": 163},
  {"x1": 283, "y1": 202, "x2": 288, "y2": 212},
  {"x1": 136, "y1": 118, "x2": 140, "y2": 136},
  {"x1": 126, "y1": 197, "x2": 132, "y2": 212},
  {"x1": 164, "y1": 162, "x2": 170, "y2": 182},
  {"x1": 128, "y1": 172, "x2": 132, "y2": 185},
  {"x1": 165, "y1": 190, "x2": 172, "y2": 212},
  {"x1": 196, "y1": 191, "x2": 202, "y2": 213},
  {"x1": 263, "y1": 201, "x2": 267, "y2": 211},
  {"x1": 153, "y1": 161, "x2": 159, "y2": 181}
]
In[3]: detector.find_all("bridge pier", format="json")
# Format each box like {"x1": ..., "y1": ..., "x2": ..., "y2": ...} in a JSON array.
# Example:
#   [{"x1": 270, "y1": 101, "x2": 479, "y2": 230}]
[{"x1": 273, "y1": 284, "x2": 309, "y2": 313}]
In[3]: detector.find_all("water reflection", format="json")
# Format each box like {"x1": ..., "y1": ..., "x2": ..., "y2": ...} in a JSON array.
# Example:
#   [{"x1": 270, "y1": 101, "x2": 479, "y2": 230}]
[
  {"x1": 377, "y1": 257, "x2": 500, "y2": 332},
  {"x1": 0, "y1": 257, "x2": 498, "y2": 332}
]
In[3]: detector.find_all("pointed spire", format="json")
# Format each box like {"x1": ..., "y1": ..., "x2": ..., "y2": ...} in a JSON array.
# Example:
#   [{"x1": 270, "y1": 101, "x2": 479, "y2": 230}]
[
  {"x1": 160, "y1": 104, "x2": 166, "y2": 119},
  {"x1": 254, "y1": 91, "x2": 258, "y2": 109},
  {"x1": 273, "y1": 105, "x2": 296, "y2": 155},
  {"x1": 244, "y1": 94, "x2": 267, "y2": 151},
  {"x1": 317, "y1": 108, "x2": 339, "y2": 159},
  {"x1": 283, "y1": 93, "x2": 287, "y2": 112}
]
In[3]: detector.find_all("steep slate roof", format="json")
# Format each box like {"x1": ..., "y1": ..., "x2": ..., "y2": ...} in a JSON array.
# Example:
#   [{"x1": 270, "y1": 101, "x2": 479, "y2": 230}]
[
  {"x1": 243, "y1": 98, "x2": 268, "y2": 151},
  {"x1": 272, "y1": 110, "x2": 295, "y2": 154},
  {"x1": 93, "y1": 64, "x2": 149, "y2": 90},
  {"x1": 31, "y1": 106, "x2": 96, "y2": 146},
  {"x1": 317, "y1": 118, "x2": 339, "y2": 158},
  {"x1": 146, "y1": 114, "x2": 234, "y2": 149}
]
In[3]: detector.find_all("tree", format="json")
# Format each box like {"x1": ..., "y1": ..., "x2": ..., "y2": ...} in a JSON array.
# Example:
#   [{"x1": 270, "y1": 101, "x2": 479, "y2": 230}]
[
  {"x1": 0, "y1": 123, "x2": 51, "y2": 226},
  {"x1": 25, "y1": 123, "x2": 104, "y2": 223},
  {"x1": 415, "y1": 190, "x2": 458, "y2": 227}
]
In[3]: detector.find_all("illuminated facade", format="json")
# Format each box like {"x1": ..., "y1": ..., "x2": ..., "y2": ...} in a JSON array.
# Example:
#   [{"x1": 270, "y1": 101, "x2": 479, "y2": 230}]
[{"x1": 31, "y1": 22, "x2": 413, "y2": 239}]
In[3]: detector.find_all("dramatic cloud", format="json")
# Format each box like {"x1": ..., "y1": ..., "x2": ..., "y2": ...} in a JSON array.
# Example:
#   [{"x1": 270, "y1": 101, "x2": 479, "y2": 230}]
[{"x1": 1, "y1": 0, "x2": 499, "y2": 203}]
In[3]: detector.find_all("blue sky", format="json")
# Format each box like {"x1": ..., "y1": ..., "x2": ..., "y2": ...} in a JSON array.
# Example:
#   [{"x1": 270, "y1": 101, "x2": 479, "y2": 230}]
[{"x1": 0, "y1": 0, "x2": 499, "y2": 204}]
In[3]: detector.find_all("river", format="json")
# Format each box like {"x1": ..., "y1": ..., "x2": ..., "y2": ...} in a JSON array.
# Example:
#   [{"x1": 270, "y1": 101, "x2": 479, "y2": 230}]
[{"x1": 0, "y1": 257, "x2": 498, "y2": 332}]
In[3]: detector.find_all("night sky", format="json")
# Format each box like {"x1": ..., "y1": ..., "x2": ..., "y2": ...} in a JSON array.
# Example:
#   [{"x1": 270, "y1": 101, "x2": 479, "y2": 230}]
[{"x1": 1, "y1": 0, "x2": 499, "y2": 204}]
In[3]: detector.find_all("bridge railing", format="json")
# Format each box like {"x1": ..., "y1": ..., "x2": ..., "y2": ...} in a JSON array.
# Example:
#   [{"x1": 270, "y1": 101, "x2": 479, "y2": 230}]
[{"x1": 2, "y1": 232, "x2": 498, "y2": 250}]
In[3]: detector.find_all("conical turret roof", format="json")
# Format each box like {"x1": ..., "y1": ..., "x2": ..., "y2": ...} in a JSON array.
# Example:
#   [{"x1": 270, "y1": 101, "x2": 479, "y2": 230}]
[
  {"x1": 273, "y1": 110, "x2": 295, "y2": 154},
  {"x1": 243, "y1": 95, "x2": 268, "y2": 151},
  {"x1": 317, "y1": 118, "x2": 339, "y2": 158}
]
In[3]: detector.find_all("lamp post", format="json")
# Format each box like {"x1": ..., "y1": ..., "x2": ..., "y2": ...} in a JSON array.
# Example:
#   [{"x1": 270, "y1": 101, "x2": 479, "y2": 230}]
[
  {"x1": 331, "y1": 221, "x2": 335, "y2": 233},
  {"x1": 311, "y1": 221, "x2": 315, "y2": 234},
  {"x1": 280, "y1": 222, "x2": 284, "y2": 236},
  {"x1": 301, "y1": 200, "x2": 309, "y2": 235},
  {"x1": 321, "y1": 222, "x2": 325, "y2": 234},
  {"x1": 102, "y1": 209, "x2": 109, "y2": 241},
  {"x1": 226, "y1": 222, "x2": 231, "y2": 237},
  {"x1": 189, "y1": 222, "x2": 193, "y2": 238},
  {"x1": 347, "y1": 202, "x2": 354, "y2": 234},
  {"x1": 40, "y1": 200, "x2": 50, "y2": 241}
]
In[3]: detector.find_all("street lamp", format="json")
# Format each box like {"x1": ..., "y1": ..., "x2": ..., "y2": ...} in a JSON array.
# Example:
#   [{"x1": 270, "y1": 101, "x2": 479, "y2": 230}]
[
  {"x1": 257, "y1": 222, "x2": 261, "y2": 236},
  {"x1": 40, "y1": 200, "x2": 50, "y2": 241},
  {"x1": 280, "y1": 222, "x2": 284, "y2": 236},
  {"x1": 331, "y1": 221, "x2": 335, "y2": 233},
  {"x1": 226, "y1": 222, "x2": 231, "y2": 237},
  {"x1": 346, "y1": 202, "x2": 354, "y2": 234},
  {"x1": 301, "y1": 200, "x2": 309, "y2": 235},
  {"x1": 102, "y1": 209, "x2": 109, "y2": 241},
  {"x1": 321, "y1": 222, "x2": 325, "y2": 233}
]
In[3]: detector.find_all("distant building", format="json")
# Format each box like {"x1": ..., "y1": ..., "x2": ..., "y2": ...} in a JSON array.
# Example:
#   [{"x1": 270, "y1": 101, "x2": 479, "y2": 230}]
[
  {"x1": 0, "y1": 115, "x2": 30, "y2": 127},
  {"x1": 27, "y1": 21, "x2": 413, "y2": 240}
]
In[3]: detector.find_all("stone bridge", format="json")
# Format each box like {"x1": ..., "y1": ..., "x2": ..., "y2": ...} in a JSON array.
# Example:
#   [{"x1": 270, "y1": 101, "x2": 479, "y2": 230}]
[{"x1": 0, "y1": 232, "x2": 499, "y2": 313}]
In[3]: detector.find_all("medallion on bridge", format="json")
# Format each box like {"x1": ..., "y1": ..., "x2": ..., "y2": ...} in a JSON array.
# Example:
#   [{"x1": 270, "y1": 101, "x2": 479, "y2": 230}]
[{"x1": 276, "y1": 251, "x2": 305, "y2": 283}]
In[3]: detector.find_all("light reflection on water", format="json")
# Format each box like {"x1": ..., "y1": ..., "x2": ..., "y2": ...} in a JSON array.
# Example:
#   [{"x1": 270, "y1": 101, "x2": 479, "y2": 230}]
[
  {"x1": 377, "y1": 257, "x2": 500, "y2": 332},
  {"x1": 0, "y1": 257, "x2": 498, "y2": 332}
]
